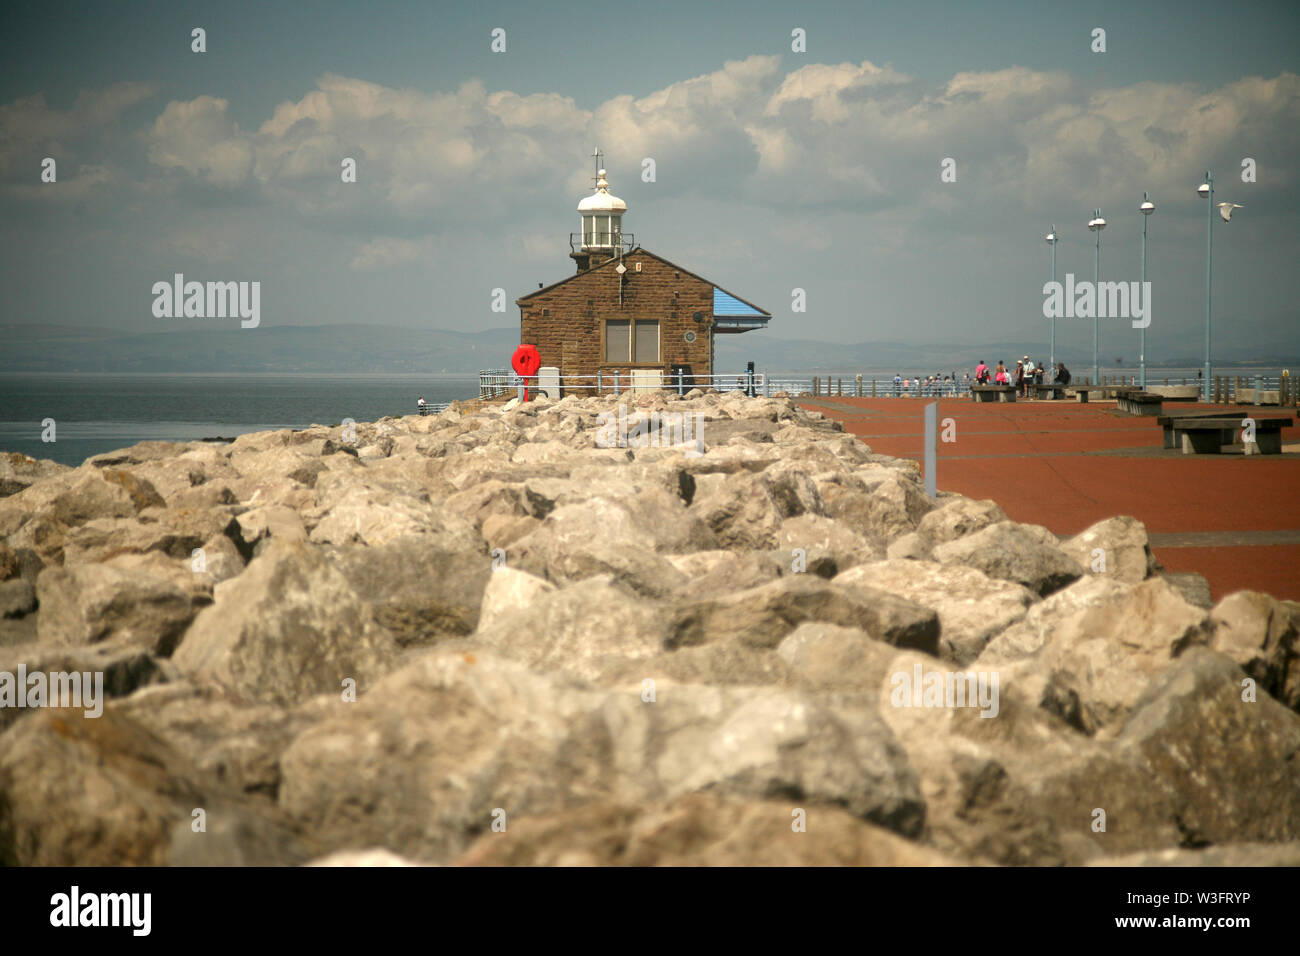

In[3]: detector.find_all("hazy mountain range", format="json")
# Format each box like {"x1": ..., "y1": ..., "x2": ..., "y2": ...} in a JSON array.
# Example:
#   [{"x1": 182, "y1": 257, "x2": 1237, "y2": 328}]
[{"x1": 1, "y1": 323, "x2": 1295, "y2": 375}]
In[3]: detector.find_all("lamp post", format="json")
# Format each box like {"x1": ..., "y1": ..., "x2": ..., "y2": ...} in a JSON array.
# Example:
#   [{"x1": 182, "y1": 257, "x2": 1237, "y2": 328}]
[
  {"x1": 1045, "y1": 226, "x2": 1058, "y2": 373},
  {"x1": 1139, "y1": 193, "x2": 1154, "y2": 389},
  {"x1": 1198, "y1": 172, "x2": 1213, "y2": 401},
  {"x1": 1087, "y1": 208, "x2": 1106, "y2": 384}
]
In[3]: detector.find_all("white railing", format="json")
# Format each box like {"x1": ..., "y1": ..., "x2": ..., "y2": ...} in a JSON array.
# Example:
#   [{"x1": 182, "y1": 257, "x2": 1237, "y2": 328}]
[
  {"x1": 476, "y1": 370, "x2": 1299, "y2": 403},
  {"x1": 479, "y1": 369, "x2": 777, "y2": 398}
]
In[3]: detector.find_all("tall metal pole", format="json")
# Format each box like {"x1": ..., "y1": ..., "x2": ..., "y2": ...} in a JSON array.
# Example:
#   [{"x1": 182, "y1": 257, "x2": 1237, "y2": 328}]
[
  {"x1": 1049, "y1": 227, "x2": 1057, "y2": 371},
  {"x1": 1139, "y1": 193, "x2": 1151, "y2": 389},
  {"x1": 1203, "y1": 171, "x2": 1214, "y2": 401},
  {"x1": 1093, "y1": 211, "x2": 1101, "y2": 385}
]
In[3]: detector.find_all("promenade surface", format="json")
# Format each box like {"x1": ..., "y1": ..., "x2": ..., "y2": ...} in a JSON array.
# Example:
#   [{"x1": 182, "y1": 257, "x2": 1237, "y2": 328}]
[{"x1": 799, "y1": 396, "x2": 1300, "y2": 602}]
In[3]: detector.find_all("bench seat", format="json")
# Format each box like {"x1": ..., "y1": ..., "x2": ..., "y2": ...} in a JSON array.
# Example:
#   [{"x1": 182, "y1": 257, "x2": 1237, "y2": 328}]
[
  {"x1": 971, "y1": 385, "x2": 1016, "y2": 403},
  {"x1": 1116, "y1": 391, "x2": 1164, "y2": 416},
  {"x1": 1170, "y1": 416, "x2": 1292, "y2": 455}
]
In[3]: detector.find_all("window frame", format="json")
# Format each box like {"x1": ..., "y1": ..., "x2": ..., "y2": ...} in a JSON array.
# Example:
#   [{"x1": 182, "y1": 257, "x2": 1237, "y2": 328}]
[{"x1": 601, "y1": 317, "x2": 661, "y2": 366}]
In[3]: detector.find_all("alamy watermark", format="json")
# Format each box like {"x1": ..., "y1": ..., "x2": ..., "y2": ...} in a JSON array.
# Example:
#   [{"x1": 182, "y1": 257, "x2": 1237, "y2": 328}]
[
  {"x1": 50, "y1": 886, "x2": 150, "y2": 936},
  {"x1": 151, "y1": 273, "x2": 260, "y2": 328},
  {"x1": 890, "y1": 663, "x2": 999, "y2": 718},
  {"x1": 595, "y1": 406, "x2": 705, "y2": 457},
  {"x1": 0, "y1": 666, "x2": 104, "y2": 718},
  {"x1": 1042, "y1": 273, "x2": 1150, "y2": 329}
]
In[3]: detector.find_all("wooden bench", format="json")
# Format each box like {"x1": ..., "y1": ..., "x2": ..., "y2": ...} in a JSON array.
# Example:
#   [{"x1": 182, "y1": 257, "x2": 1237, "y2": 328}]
[
  {"x1": 971, "y1": 384, "x2": 1016, "y2": 403},
  {"x1": 1170, "y1": 416, "x2": 1292, "y2": 455},
  {"x1": 1115, "y1": 391, "x2": 1163, "y2": 416},
  {"x1": 1032, "y1": 384, "x2": 1067, "y2": 400}
]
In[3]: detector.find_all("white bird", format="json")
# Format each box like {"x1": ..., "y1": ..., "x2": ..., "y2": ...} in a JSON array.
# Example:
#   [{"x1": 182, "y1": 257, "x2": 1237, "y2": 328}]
[{"x1": 1217, "y1": 202, "x2": 1243, "y2": 222}]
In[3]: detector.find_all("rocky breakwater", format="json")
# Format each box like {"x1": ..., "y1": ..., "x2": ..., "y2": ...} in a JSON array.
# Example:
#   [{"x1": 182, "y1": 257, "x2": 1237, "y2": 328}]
[{"x1": 0, "y1": 390, "x2": 1297, "y2": 867}]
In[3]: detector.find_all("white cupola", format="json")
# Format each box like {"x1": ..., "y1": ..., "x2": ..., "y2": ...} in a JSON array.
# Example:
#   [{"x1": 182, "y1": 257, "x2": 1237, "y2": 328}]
[{"x1": 577, "y1": 168, "x2": 626, "y2": 251}]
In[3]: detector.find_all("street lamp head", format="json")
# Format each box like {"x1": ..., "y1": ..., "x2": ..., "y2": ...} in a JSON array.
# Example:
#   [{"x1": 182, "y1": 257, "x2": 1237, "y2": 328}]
[
  {"x1": 1045, "y1": 227, "x2": 1056, "y2": 243},
  {"x1": 1197, "y1": 182, "x2": 1211, "y2": 197},
  {"x1": 1140, "y1": 192, "x2": 1155, "y2": 215}
]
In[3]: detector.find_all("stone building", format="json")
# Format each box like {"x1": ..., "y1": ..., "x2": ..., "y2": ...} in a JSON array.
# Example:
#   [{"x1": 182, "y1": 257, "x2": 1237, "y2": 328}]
[{"x1": 516, "y1": 164, "x2": 769, "y2": 391}]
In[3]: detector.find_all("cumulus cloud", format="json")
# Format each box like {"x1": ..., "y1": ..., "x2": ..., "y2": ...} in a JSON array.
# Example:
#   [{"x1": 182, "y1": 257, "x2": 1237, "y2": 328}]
[
  {"x1": 0, "y1": 81, "x2": 154, "y2": 187},
  {"x1": 147, "y1": 96, "x2": 254, "y2": 188},
  {"x1": 25, "y1": 59, "x2": 1294, "y2": 233}
]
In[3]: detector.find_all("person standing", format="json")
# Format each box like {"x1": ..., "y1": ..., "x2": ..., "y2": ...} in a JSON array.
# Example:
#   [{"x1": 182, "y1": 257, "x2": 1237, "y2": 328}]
[
  {"x1": 974, "y1": 360, "x2": 988, "y2": 385},
  {"x1": 894, "y1": 373, "x2": 902, "y2": 396}
]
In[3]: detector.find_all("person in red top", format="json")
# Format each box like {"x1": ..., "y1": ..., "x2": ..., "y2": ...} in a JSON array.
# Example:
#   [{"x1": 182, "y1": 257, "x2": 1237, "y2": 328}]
[{"x1": 974, "y1": 360, "x2": 989, "y2": 384}]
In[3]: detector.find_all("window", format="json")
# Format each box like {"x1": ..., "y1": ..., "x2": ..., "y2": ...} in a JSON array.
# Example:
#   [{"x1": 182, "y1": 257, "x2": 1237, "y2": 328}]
[
  {"x1": 604, "y1": 319, "x2": 659, "y2": 363},
  {"x1": 605, "y1": 320, "x2": 630, "y2": 363},
  {"x1": 634, "y1": 319, "x2": 659, "y2": 363}
]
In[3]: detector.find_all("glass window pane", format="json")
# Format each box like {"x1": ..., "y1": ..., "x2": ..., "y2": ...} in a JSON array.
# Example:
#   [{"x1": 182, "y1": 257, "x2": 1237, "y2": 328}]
[
  {"x1": 634, "y1": 320, "x2": 659, "y2": 363},
  {"x1": 605, "y1": 320, "x2": 630, "y2": 363}
]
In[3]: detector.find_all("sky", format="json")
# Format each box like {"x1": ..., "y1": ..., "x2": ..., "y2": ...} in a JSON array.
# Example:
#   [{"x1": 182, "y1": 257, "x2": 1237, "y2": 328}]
[{"x1": 2, "y1": 0, "x2": 1298, "y2": 362}]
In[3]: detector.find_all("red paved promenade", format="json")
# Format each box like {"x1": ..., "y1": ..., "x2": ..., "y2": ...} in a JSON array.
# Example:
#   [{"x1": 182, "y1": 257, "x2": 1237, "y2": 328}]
[{"x1": 801, "y1": 397, "x2": 1300, "y2": 602}]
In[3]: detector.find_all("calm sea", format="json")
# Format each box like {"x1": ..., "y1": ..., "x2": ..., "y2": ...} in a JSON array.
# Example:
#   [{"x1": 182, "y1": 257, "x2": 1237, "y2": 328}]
[{"x1": 0, "y1": 373, "x2": 478, "y2": 467}]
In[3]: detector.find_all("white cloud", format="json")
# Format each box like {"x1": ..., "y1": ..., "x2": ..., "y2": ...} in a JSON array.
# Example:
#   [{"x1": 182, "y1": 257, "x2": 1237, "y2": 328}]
[
  {"x1": 0, "y1": 81, "x2": 154, "y2": 186},
  {"x1": 147, "y1": 96, "x2": 253, "y2": 187},
  {"x1": 110, "y1": 62, "x2": 1300, "y2": 227}
]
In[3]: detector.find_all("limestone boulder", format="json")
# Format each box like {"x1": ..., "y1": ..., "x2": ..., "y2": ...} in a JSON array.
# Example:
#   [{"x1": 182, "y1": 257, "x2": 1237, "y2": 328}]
[
  {"x1": 454, "y1": 794, "x2": 957, "y2": 867},
  {"x1": 836, "y1": 560, "x2": 1036, "y2": 665},
  {"x1": 933, "y1": 520, "x2": 1084, "y2": 597},
  {"x1": 1207, "y1": 590, "x2": 1300, "y2": 711},
  {"x1": 277, "y1": 649, "x2": 924, "y2": 863},
  {"x1": 1061, "y1": 516, "x2": 1157, "y2": 584}
]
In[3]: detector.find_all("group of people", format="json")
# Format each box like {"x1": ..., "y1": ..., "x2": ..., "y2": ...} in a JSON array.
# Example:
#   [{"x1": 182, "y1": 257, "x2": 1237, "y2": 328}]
[
  {"x1": 892, "y1": 372, "x2": 971, "y2": 397},
  {"x1": 973, "y1": 356, "x2": 1071, "y2": 396}
]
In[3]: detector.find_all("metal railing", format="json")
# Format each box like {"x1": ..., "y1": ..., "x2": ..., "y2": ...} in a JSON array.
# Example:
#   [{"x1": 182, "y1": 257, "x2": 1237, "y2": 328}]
[
  {"x1": 568, "y1": 233, "x2": 636, "y2": 255},
  {"x1": 477, "y1": 370, "x2": 1300, "y2": 405},
  {"x1": 479, "y1": 369, "x2": 773, "y2": 399},
  {"x1": 1076, "y1": 373, "x2": 1299, "y2": 406}
]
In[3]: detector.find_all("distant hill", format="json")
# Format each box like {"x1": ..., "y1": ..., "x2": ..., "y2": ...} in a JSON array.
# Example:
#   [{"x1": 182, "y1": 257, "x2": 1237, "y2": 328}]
[
  {"x1": 2, "y1": 322, "x2": 1295, "y2": 374},
  {"x1": 0, "y1": 323, "x2": 520, "y2": 374}
]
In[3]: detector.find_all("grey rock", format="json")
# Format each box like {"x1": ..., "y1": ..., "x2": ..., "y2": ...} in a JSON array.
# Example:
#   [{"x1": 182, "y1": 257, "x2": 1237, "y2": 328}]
[{"x1": 933, "y1": 520, "x2": 1084, "y2": 597}]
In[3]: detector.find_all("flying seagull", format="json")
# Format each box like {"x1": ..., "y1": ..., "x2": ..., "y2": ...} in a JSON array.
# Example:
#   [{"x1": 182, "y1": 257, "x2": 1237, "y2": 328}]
[{"x1": 1217, "y1": 202, "x2": 1243, "y2": 222}]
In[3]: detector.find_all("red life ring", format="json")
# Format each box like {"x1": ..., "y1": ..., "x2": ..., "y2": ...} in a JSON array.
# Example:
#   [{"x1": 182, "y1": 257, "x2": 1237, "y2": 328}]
[
  {"x1": 511, "y1": 344, "x2": 541, "y2": 400},
  {"x1": 511, "y1": 344, "x2": 541, "y2": 377}
]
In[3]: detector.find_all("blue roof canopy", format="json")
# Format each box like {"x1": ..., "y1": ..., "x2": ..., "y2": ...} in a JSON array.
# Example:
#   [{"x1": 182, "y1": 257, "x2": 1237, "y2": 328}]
[{"x1": 713, "y1": 287, "x2": 769, "y2": 317}]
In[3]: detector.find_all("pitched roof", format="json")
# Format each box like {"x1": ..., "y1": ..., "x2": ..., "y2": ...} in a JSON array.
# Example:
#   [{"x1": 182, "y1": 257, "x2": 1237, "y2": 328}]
[{"x1": 516, "y1": 247, "x2": 770, "y2": 318}]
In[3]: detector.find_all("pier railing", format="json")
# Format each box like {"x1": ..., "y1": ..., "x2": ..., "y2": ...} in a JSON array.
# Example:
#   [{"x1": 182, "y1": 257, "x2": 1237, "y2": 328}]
[
  {"x1": 479, "y1": 369, "x2": 780, "y2": 399},
  {"x1": 474, "y1": 370, "x2": 1300, "y2": 405}
]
